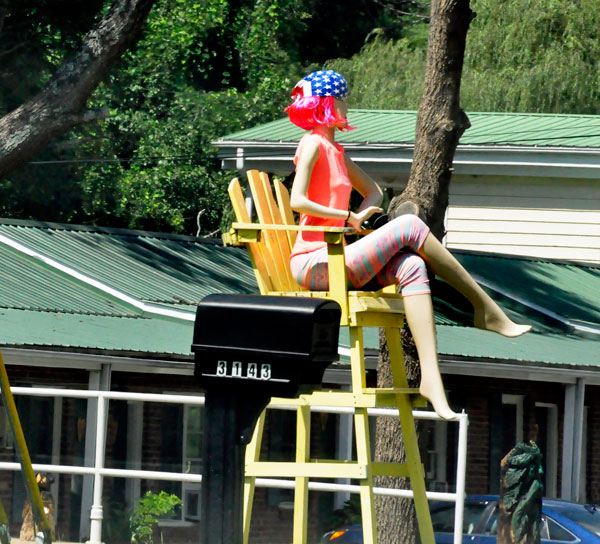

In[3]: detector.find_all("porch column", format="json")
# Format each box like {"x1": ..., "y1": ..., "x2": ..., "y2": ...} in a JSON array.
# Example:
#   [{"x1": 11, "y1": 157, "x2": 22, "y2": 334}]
[
  {"x1": 560, "y1": 378, "x2": 585, "y2": 501},
  {"x1": 80, "y1": 364, "x2": 111, "y2": 541}
]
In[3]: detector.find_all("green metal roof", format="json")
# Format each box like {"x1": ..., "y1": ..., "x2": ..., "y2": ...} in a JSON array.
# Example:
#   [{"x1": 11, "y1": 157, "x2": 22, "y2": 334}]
[
  {"x1": 217, "y1": 110, "x2": 600, "y2": 148},
  {"x1": 338, "y1": 251, "x2": 600, "y2": 369},
  {"x1": 1, "y1": 218, "x2": 600, "y2": 369},
  {"x1": 452, "y1": 251, "x2": 600, "y2": 329},
  {"x1": 0, "y1": 219, "x2": 257, "y2": 356},
  {"x1": 0, "y1": 220, "x2": 257, "y2": 312},
  {"x1": 0, "y1": 308, "x2": 194, "y2": 355},
  {"x1": 339, "y1": 325, "x2": 600, "y2": 369}
]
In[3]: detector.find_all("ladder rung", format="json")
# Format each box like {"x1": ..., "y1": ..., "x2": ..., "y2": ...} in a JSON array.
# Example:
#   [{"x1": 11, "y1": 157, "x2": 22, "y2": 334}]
[
  {"x1": 361, "y1": 387, "x2": 420, "y2": 395},
  {"x1": 371, "y1": 462, "x2": 410, "y2": 478},
  {"x1": 246, "y1": 461, "x2": 367, "y2": 479}
]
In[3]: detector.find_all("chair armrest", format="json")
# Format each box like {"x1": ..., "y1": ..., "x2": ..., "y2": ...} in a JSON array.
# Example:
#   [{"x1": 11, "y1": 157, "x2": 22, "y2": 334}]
[{"x1": 231, "y1": 222, "x2": 355, "y2": 234}]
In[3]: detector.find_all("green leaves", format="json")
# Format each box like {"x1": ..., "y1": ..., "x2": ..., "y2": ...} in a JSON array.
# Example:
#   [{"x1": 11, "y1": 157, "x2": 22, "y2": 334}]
[{"x1": 129, "y1": 491, "x2": 182, "y2": 544}]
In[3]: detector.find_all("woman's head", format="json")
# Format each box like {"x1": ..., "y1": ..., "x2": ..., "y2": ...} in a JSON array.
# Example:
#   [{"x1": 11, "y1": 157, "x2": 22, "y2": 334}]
[{"x1": 285, "y1": 70, "x2": 354, "y2": 131}]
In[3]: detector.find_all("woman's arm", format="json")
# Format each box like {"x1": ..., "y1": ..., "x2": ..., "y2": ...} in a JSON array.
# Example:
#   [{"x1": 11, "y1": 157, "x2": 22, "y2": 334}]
[
  {"x1": 344, "y1": 155, "x2": 383, "y2": 212},
  {"x1": 290, "y1": 137, "x2": 349, "y2": 221}
]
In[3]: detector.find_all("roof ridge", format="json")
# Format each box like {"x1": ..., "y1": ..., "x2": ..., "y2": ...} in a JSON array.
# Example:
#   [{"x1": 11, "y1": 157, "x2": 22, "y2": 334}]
[
  {"x1": 0, "y1": 217, "x2": 222, "y2": 245},
  {"x1": 346, "y1": 110, "x2": 600, "y2": 119}
]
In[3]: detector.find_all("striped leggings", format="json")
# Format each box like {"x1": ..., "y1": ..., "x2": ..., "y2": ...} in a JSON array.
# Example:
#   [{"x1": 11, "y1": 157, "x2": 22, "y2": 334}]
[{"x1": 290, "y1": 214, "x2": 431, "y2": 296}]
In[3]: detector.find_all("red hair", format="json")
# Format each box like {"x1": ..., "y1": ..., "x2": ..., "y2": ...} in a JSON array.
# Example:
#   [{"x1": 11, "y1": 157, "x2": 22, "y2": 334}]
[{"x1": 285, "y1": 96, "x2": 355, "y2": 131}]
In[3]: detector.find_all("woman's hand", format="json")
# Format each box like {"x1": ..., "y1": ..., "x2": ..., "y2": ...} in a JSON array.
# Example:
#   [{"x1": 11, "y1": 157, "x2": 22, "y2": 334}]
[{"x1": 347, "y1": 206, "x2": 383, "y2": 230}]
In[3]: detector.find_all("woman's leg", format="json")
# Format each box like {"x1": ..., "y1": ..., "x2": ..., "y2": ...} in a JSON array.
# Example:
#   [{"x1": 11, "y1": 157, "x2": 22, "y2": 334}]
[
  {"x1": 418, "y1": 234, "x2": 531, "y2": 337},
  {"x1": 403, "y1": 293, "x2": 456, "y2": 420},
  {"x1": 345, "y1": 213, "x2": 530, "y2": 337},
  {"x1": 375, "y1": 253, "x2": 456, "y2": 419}
]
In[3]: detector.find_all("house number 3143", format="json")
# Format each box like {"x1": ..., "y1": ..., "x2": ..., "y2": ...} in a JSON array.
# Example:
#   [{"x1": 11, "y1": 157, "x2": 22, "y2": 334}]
[{"x1": 216, "y1": 360, "x2": 272, "y2": 380}]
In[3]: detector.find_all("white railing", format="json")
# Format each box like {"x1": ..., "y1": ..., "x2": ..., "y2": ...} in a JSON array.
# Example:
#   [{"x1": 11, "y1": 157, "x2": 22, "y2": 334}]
[{"x1": 0, "y1": 387, "x2": 468, "y2": 544}]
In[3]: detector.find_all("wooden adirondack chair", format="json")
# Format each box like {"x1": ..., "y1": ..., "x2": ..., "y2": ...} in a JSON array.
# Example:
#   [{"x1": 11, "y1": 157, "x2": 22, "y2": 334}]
[{"x1": 223, "y1": 170, "x2": 435, "y2": 544}]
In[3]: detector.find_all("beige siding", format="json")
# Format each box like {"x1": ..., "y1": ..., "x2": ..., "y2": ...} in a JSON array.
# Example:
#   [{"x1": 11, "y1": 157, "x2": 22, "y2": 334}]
[{"x1": 446, "y1": 176, "x2": 600, "y2": 263}]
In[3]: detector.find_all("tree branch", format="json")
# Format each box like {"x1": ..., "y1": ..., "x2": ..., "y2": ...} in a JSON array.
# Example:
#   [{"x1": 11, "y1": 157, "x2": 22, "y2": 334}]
[{"x1": 0, "y1": 0, "x2": 156, "y2": 179}]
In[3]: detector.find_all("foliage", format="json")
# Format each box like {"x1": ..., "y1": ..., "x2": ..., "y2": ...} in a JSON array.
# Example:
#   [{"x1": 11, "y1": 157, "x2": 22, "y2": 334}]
[
  {"x1": 462, "y1": 0, "x2": 600, "y2": 114},
  {"x1": 333, "y1": 0, "x2": 600, "y2": 115},
  {"x1": 0, "y1": 0, "x2": 415, "y2": 235},
  {"x1": 327, "y1": 35, "x2": 426, "y2": 110},
  {"x1": 325, "y1": 495, "x2": 362, "y2": 528},
  {"x1": 129, "y1": 491, "x2": 181, "y2": 544}
]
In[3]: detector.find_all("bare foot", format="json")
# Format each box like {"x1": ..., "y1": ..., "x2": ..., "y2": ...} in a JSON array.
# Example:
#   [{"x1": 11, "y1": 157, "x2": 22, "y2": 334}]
[
  {"x1": 419, "y1": 382, "x2": 457, "y2": 420},
  {"x1": 474, "y1": 306, "x2": 531, "y2": 338}
]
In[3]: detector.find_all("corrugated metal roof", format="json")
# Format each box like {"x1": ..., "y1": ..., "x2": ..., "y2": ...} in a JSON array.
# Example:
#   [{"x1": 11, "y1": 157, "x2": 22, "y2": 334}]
[
  {"x1": 0, "y1": 220, "x2": 258, "y2": 313},
  {"x1": 0, "y1": 219, "x2": 257, "y2": 356},
  {"x1": 340, "y1": 325, "x2": 600, "y2": 369},
  {"x1": 0, "y1": 308, "x2": 194, "y2": 356},
  {"x1": 437, "y1": 325, "x2": 600, "y2": 368},
  {"x1": 453, "y1": 251, "x2": 600, "y2": 327},
  {"x1": 0, "y1": 244, "x2": 137, "y2": 316},
  {"x1": 2, "y1": 218, "x2": 599, "y2": 368},
  {"x1": 217, "y1": 111, "x2": 600, "y2": 148}
]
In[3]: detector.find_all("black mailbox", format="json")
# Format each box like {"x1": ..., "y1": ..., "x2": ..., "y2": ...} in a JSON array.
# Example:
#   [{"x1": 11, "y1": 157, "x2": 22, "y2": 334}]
[
  {"x1": 192, "y1": 294, "x2": 341, "y2": 397},
  {"x1": 192, "y1": 294, "x2": 341, "y2": 544}
]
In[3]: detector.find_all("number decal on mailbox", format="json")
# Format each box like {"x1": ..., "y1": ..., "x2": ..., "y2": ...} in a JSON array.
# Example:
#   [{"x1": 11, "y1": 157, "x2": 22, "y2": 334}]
[
  {"x1": 210, "y1": 360, "x2": 277, "y2": 381},
  {"x1": 260, "y1": 364, "x2": 271, "y2": 380}
]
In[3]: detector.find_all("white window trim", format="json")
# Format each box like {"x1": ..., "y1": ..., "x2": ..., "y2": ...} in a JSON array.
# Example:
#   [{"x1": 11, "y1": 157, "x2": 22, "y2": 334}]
[
  {"x1": 535, "y1": 402, "x2": 558, "y2": 498},
  {"x1": 502, "y1": 394, "x2": 524, "y2": 443}
]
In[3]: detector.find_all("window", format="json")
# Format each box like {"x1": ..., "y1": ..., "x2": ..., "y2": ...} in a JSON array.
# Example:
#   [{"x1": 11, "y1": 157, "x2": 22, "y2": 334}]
[
  {"x1": 181, "y1": 405, "x2": 203, "y2": 521},
  {"x1": 430, "y1": 501, "x2": 493, "y2": 535},
  {"x1": 422, "y1": 420, "x2": 448, "y2": 491},
  {"x1": 156, "y1": 403, "x2": 203, "y2": 524},
  {"x1": 501, "y1": 394, "x2": 524, "y2": 447},
  {"x1": 535, "y1": 403, "x2": 558, "y2": 497},
  {"x1": 545, "y1": 516, "x2": 577, "y2": 542}
]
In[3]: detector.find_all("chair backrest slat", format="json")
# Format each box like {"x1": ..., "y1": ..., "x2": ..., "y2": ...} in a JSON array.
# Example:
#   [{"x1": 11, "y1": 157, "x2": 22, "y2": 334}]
[
  {"x1": 274, "y1": 179, "x2": 298, "y2": 249},
  {"x1": 247, "y1": 170, "x2": 297, "y2": 292},
  {"x1": 228, "y1": 178, "x2": 274, "y2": 294}
]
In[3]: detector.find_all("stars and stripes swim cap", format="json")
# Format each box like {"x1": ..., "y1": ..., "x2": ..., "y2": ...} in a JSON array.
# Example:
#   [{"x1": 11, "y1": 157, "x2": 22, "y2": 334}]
[{"x1": 291, "y1": 70, "x2": 348, "y2": 100}]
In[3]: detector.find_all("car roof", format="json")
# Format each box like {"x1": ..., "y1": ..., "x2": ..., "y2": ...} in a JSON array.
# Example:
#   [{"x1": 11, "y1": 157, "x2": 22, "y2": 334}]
[{"x1": 463, "y1": 495, "x2": 595, "y2": 509}]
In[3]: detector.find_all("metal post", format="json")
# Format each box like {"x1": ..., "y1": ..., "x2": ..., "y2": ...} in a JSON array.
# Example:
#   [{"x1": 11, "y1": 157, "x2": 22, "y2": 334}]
[
  {"x1": 561, "y1": 384, "x2": 576, "y2": 500},
  {"x1": 87, "y1": 396, "x2": 107, "y2": 544},
  {"x1": 571, "y1": 378, "x2": 586, "y2": 502},
  {"x1": 453, "y1": 412, "x2": 468, "y2": 544},
  {"x1": 200, "y1": 390, "x2": 271, "y2": 544}
]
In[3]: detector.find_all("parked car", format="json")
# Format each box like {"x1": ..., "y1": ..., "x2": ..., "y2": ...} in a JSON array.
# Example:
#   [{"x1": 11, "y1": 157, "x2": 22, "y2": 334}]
[{"x1": 321, "y1": 495, "x2": 600, "y2": 543}]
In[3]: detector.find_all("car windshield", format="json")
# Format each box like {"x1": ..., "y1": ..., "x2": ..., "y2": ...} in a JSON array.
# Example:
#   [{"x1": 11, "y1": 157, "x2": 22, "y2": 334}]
[{"x1": 550, "y1": 504, "x2": 600, "y2": 536}]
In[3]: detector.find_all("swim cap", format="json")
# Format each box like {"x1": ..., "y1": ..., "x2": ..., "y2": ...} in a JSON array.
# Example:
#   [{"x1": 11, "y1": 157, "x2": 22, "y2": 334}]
[{"x1": 291, "y1": 70, "x2": 348, "y2": 100}]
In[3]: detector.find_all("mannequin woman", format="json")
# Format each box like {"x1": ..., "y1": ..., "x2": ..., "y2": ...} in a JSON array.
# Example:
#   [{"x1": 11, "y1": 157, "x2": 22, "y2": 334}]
[{"x1": 287, "y1": 71, "x2": 531, "y2": 419}]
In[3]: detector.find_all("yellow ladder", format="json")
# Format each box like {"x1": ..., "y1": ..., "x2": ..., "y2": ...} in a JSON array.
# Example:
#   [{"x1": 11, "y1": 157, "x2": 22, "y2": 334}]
[{"x1": 241, "y1": 322, "x2": 433, "y2": 544}]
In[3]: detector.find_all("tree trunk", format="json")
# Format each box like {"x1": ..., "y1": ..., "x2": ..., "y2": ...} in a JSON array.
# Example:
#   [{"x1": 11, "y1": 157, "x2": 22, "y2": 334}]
[
  {"x1": 0, "y1": 0, "x2": 156, "y2": 180},
  {"x1": 375, "y1": 1, "x2": 474, "y2": 543}
]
